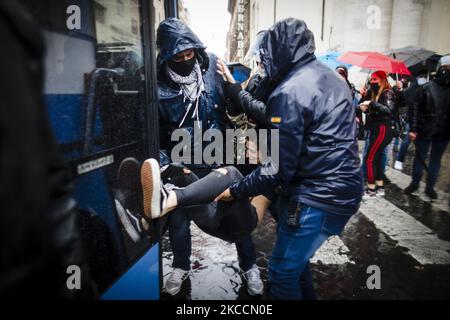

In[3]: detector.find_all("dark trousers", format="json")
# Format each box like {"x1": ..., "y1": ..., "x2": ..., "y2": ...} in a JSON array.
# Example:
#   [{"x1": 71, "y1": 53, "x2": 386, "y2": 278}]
[
  {"x1": 412, "y1": 139, "x2": 448, "y2": 189},
  {"x1": 364, "y1": 123, "x2": 393, "y2": 184},
  {"x1": 396, "y1": 124, "x2": 411, "y2": 163},
  {"x1": 168, "y1": 166, "x2": 257, "y2": 272}
]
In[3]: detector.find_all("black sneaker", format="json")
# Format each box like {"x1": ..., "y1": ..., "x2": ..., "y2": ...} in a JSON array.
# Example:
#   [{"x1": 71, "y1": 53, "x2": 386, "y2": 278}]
[
  {"x1": 404, "y1": 183, "x2": 419, "y2": 194},
  {"x1": 115, "y1": 157, "x2": 148, "y2": 242},
  {"x1": 425, "y1": 187, "x2": 438, "y2": 200},
  {"x1": 114, "y1": 198, "x2": 148, "y2": 242}
]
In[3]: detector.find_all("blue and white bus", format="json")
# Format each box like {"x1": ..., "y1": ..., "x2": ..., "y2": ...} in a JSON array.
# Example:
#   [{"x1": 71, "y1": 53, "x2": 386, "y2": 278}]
[{"x1": 24, "y1": 0, "x2": 180, "y2": 300}]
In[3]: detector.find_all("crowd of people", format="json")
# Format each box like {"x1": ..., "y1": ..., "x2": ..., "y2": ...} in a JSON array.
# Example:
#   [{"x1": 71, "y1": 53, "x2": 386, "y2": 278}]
[
  {"x1": 337, "y1": 56, "x2": 450, "y2": 200},
  {"x1": 134, "y1": 17, "x2": 450, "y2": 299},
  {"x1": 115, "y1": 17, "x2": 364, "y2": 299},
  {"x1": 1, "y1": 0, "x2": 448, "y2": 300},
  {"x1": 358, "y1": 58, "x2": 449, "y2": 200},
  {"x1": 135, "y1": 17, "x2": 363, "y2": 299}
]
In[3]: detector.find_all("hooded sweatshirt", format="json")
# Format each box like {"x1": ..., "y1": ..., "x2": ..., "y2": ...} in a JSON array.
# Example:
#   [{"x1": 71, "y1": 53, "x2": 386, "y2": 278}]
[
  {"x1": 230, "y1": 18, "x2": 364, "y2": 215},
  {"x1": 156, "y1": 18, "x2": 228, "y2": 168}
]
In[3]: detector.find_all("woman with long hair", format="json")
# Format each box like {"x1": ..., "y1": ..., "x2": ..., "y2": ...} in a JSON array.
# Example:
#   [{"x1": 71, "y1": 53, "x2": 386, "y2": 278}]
[{"x1": 360, "y1": 70, "x2": 396, "y2": 198}]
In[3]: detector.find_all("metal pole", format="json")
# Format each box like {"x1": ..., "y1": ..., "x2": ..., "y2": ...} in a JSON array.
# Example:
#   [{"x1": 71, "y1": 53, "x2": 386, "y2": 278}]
[
  {"x1": 321, "y1": 0, "x2": 325, "y2": 41},
  {"x1": 165, "y1": 0, "x2": 178, "y2": 18},
  {"x1": 393, "y1": 53, "x2": 399, "y2": 81},
  {"x1": 141, "y1": 0, "x2": 163, "y2": 295},
  {"x1": 273, "y1": 0, "x2": 277, "y2": 24}
]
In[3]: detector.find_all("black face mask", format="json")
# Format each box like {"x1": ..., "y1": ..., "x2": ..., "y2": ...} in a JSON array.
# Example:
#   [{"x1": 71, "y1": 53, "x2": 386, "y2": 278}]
[
  {"x1": 436, "y1": 67, "x2": 450, "y2": 86},
  {"x1": 371, "y1": 83, "x2": 380, "y2": 93},
  {"x1": 168, "y1": 56, "x2": 196, "y2": 77}
]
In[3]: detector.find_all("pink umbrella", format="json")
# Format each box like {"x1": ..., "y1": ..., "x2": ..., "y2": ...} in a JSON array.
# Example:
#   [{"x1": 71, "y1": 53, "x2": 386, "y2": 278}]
[{"x1": 338, "y1": 51, "x2": 411, "y2": 75}]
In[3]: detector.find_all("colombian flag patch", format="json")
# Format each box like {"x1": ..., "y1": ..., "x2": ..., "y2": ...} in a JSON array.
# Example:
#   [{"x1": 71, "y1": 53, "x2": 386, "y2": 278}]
[{"x1": 270, "y1": 117, "x2": 282, "y2": 124}]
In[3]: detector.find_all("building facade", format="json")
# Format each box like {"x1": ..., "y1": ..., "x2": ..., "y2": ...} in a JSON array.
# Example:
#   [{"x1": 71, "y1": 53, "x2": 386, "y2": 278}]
[
  {"x1": 227, "y1": 0, "x2": 450, "y2": 63},
  {"x1": 227, "y1": 0, "x2": 251, "y2": 62},
  {"x1": 94, "y1": 0, "x2": 141, "y2": 45}
]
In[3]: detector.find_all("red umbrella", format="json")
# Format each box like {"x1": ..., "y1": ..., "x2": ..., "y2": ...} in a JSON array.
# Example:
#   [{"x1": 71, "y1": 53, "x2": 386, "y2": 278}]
[{"x1": 337, "y1": 51, "x2": 411, "y2": 75}]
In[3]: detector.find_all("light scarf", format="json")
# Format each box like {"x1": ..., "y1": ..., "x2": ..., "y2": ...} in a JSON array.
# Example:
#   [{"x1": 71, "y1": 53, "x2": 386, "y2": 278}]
[{"x1": 167, "y1": 61, "x2": 205, "y2": 128}]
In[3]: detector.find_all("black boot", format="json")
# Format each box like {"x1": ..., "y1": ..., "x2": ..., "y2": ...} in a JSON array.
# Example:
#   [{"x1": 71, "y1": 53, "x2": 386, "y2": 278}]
[
  {"x1": 404, "y1": 182, "x2": 419, "y2": 194},
  {"x1": 114, "y1": 157, "x2": 148, "y2": 242},
  {"x1": 425, "y1": 187, "x2": 438, "y2": 200}
]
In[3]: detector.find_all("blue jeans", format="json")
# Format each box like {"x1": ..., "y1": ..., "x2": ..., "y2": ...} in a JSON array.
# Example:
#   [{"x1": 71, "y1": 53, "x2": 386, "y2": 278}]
[
  {"x1": 412, "y1": 139, "x2": 449, "y2": 189},
  {"x1": 268, "y1": 199, "x2": 352, "y2": 299},
  {"x1": 383, "y1": 142, "x2": 392, "y2": 172},
  {"x1": 397, "y1": 124, "x2": 411, "y2": 163}
]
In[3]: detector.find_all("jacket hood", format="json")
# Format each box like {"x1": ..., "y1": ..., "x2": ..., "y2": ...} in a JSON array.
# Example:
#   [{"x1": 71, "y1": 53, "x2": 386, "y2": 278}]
[
  {"x1": 157, "y1": 18, "x2": 207, "y2": 64},
  {"x1": 259, "y1": 18, "x2": 316, "y2": 81}
]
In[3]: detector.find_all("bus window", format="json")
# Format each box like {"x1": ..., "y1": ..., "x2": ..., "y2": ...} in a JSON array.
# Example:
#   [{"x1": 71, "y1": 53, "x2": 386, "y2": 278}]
[
  {"x1": 88, "y1": 0, "x2": 145, "y2": 156},
  {"x1": 24, "y1": 0, "x2": 159, "y2": 297},
  {"x1": 28, "y1": 0, "x2": 146, "y2": 159}
]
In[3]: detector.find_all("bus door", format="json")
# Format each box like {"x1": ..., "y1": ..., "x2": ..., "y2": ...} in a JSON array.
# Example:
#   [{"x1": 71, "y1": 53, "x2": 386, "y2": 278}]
[{"x1": 25, "y1": 0, "x2": 161, "y2": 299}]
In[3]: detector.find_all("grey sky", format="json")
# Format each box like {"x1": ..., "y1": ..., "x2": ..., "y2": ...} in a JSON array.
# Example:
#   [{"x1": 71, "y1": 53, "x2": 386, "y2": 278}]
[{"x1": 183, "y1": 0, "x2": 231, "y2": 60}]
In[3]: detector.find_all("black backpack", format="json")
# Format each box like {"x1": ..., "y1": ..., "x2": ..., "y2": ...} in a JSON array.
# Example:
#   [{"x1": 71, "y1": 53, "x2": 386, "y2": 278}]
[{"x1": 391, "y1": 113, "x2": 406, "y2": 139}]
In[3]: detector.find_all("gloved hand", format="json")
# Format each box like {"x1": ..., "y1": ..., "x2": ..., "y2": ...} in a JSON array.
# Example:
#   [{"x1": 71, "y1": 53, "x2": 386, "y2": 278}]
[{"x1": 224, "y1": 81, "x2": 244, "y2": 116}]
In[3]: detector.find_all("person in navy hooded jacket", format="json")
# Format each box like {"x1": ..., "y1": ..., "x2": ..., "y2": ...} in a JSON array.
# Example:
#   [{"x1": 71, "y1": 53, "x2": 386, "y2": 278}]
[
  {"x1": 155, "y1": 18, "x2": 263, "y2": 297},
  {"x1": 216, "y1": 18, "x2": 364, "y2": 299}
]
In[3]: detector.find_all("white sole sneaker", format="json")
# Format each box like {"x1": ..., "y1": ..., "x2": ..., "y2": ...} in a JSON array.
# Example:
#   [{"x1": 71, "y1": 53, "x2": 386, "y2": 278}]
[
  {"x1": 376, "y1": 188, "x2": 385, "y2": 197},
  {"x1": 363, "y1": 192, "x2": 377, "y2": 201},
  {"x1": 141, "y1": 158, "x2": 161, "y2": 219},
  {"x1": 394, "y1": 161, "x2": 403, "y2": 171},
  {"x1": 164, "y1": 269, "x2": 190, "y2": 296}
]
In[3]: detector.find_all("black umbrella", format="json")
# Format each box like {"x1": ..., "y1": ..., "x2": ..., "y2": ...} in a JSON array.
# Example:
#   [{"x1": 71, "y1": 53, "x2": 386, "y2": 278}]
[
  {"x1": 386, "y1": 46, "x2": 435, "y2": 67},
  {"x1": 407, "y1": 54, "x2": 442, "y2": 78}
]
